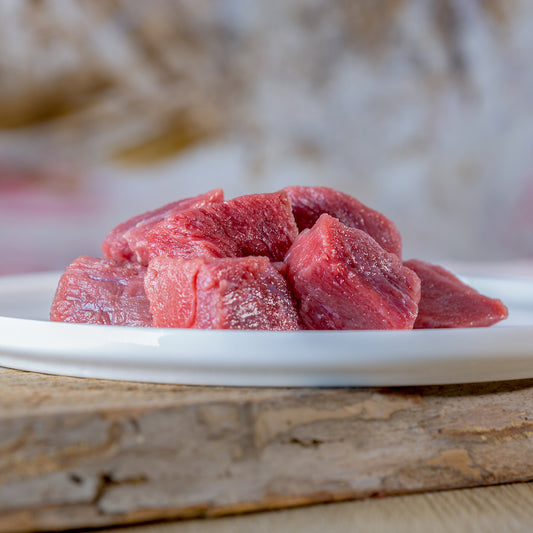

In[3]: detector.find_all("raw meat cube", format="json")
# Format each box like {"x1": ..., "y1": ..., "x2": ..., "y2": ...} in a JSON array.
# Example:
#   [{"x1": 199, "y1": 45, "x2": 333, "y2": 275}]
[
  {"x1": 146, "y1": 191, "x2": 299, "y2": 263},
  {"x1": 101, "y1": 188, "x2": 224, "y2": 263},
  {"x1": 404, "y1": 259, "x2": 509, "y2": 328},
  {"x1": 284, "y1": 214, "x2": 420, "y2": 330},
  {"x1": 283, "y1": 185, "x2": 402, "y2": 257},
  {"x1": 50, "y1": 256, "x2": 152, "y2": 326},
  {"x1": 145, "y1": 255, "x2": 300, "y2": 330}
]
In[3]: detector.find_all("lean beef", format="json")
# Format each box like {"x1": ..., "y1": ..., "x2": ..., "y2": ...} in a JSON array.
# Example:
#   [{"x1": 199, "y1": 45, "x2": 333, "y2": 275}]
[
  {"x1": 284, "y1": 214, "x2": 420, "y2": 330},
  {"x1": 50, "y1": 255, "x2": 152, "y2": 326},
  {"x1": 404, "y1": 259, "x2": 509, "y2": 328},
  {"x1": 145, "y1": 191, "x2": 298, "y2": 263},
  {"x1": 50, "y1": 187, "x2": 509, "y2": 332},
  {"x1": 101, "y1": 188, "x2": 224, "y2": 264},
  {"x1": 283, "y1": 186, "x2": 402, "y2": 257},
  {"x1": 145, "y1": 255, "x2": 300, "y2": 330}
]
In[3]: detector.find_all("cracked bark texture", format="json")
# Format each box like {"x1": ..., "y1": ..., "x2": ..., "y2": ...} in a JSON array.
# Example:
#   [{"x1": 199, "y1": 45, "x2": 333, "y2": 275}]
[{"x1": 1, "y1": 368, "x2": 533, "y2": 532}]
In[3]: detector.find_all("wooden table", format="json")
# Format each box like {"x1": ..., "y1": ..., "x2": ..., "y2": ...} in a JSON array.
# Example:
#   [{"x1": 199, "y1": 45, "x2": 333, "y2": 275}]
[
  {"x1": 2, "y1": 367, "x2": 533, "y2": 532},
  {"x1": 98, "y1": 481, "x2": 533, "y2": 533}
]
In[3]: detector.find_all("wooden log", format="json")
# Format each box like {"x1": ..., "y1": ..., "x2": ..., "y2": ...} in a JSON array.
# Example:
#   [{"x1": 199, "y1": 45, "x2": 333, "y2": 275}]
[{"x1": 1, "y1": 367, "x2": 533, "y2": 532}]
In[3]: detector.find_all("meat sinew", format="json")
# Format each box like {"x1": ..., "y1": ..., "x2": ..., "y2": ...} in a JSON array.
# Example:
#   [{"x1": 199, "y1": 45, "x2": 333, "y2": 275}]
[
  {"x1": 404, "y1": 259, "x2": 509, "y2": 328},
  {"x1": 283, "y1": 185, "x2": 402, "y2": 257},
  {"x1": 145, "y1": 255, "x2": 300, "y2": 330},
  {"x1": 145, "y1": 191, "x2": 298, "y2": 263},
  {"x1": 284, "y1": 214, "x2": 420, "y2": 330},
  {"x1": 50, "y1": 256, "x2": 152, "y2": 326},
  {"x1": 101, "y1": 188, "x2": 224, "y2": 264}
]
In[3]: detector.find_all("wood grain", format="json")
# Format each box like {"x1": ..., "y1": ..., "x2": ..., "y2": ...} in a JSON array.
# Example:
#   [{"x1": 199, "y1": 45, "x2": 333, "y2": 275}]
[
  {"x1": 1, "y1": 367, "x2": 533, "y2": 532},
  {"x1": 94, "y1": 481, "x2": 533, "y2": 533}
]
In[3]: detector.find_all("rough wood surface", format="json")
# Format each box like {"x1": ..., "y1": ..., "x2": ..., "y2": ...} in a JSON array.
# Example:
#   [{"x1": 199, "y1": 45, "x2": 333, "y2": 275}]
[{"x1": 2, "y1": 367, "x2": 533, "y2": 532}]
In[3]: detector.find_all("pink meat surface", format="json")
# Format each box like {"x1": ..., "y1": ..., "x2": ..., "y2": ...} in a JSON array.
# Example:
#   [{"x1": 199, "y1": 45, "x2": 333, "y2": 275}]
[
  {"x1": 283, "y1": 186, "x2": 402, "y2": 257},
  {"x1": 404, "y1": 259, "x2": 509, "y2": 328},
  {"x1": 145, "y1": 255, "x2": 300, "y2": 330},
  {"x1": 101, "y1": 188, "x2": 224, "y2": 263},
  {"x1": 50, "y1": 256, "x2": 152, "y2": 326},
  {"x1": 284, "y1": 214, "x2": 420, "y2": 330},
  {"x1": 146, "y1": 191, "x2": 298, "y2": 263}
]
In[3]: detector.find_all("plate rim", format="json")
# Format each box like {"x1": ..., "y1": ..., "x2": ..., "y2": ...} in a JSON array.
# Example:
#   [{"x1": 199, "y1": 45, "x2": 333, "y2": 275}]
[{"x1": 0, "y1": 270, "x2": 532, "y2": 387}]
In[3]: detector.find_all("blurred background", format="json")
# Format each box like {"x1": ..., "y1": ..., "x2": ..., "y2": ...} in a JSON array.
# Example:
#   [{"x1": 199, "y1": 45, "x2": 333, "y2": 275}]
[{"x1": 1, "y1": 0, "x2": 533, "y2": 275}]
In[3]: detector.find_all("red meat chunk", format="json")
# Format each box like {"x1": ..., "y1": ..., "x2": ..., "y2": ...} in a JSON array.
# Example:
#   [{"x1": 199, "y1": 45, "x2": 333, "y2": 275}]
[
  {"x1": 404, "y1": 259, "x2": 509, "y2": 328},
  {"x1": 284, "y1": 214, "x2": 420, "y2": 330},
  {"x1": 101, "y1": 188, "x2": 224, "y2": 263},
  {"x1": 50, "y1": 256, "x2": 152, "y2": 326},
  {"x1": 283, "y1": 186, "x2": 402, "y2": 257},
  {"x1": 145, "y1": 255, "x2": 300, "y2": 330},
  {"x1": 146, "y1": 191, "x2": 298, "y2": 263}
]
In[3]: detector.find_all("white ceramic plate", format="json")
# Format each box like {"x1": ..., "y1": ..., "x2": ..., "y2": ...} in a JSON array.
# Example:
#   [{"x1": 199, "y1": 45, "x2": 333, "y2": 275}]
[{"x1": 0, "y1": 271, "x2": 532, "y2": 387}]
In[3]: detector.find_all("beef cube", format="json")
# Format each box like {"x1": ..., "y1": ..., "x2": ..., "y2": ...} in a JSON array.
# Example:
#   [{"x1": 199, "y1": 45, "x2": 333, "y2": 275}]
[
  {"x1": 283, "y1": 185, "x2": 402, "y2": 257},
  {"x1": 404, "y1": 259, "x2": 509, "y2": 328},
  {"x1": 50, "y1": 256, "x2": 152, "y2": 326},
  {"x1": 284, "y1": 214, "x2": 420, "y2": 330},
  {"x1": 102, "y1": 188, "x2": 224, "y2": 264},
  {"x1": 146, "y1": 191, "x2": 298, "y2": 263},
  {"x1": 145, "y1": 255, "x2": 300, "y2": 330}
]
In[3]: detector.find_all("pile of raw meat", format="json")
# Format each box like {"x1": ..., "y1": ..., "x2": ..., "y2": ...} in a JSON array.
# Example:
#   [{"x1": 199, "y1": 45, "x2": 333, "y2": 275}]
[{"x1": 50, "y1": 187, "x2": 508, "y2": 330}]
